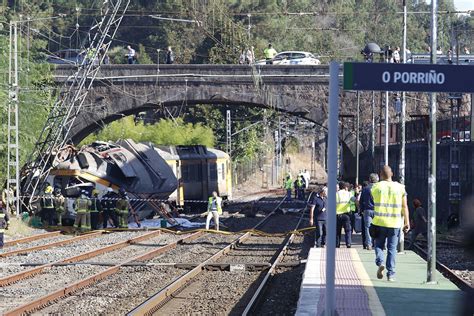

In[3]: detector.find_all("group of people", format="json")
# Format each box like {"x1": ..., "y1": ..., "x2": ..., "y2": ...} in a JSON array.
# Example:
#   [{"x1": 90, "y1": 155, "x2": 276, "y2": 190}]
[
  {"x1": 126, "y1": 45, "x2": 175, "y2": 64},
  {"x1": 308, "y1": 165, "x2": 420, "y2": 282},
  {"x1": 39, "y1": 185, "x2": 139, "y2": 232},
  {"x1": 283, "y1": 169, "x2": 311, "y2": 202}
]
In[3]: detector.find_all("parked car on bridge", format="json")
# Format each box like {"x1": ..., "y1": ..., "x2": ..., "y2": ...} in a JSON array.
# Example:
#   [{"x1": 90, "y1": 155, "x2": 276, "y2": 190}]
[
  {"x1": 255, "y1": 51, "x2": 321, "y2": 65},
  {"x1": 46, "y1": 49, "x2": 85, "y2": 65}
]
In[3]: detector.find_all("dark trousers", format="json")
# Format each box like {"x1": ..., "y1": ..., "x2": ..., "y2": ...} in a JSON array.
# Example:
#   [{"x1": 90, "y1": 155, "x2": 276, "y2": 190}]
[
  {"x1": 298, "y1": 189, "x2": 305, "y2": 200},
  {"x1": 0, "y1": 232, "x2": 4, "y2": 248},
  {"x1": 90, "y1": 211, "x2": 100, "y2": 230},
  {"x1": 286, "y1": 189, "x2": 292, "y2": 201},
  {"x1": 315, "y1": 220, "x2": 326, "y2": 247},
  {"x1": 336, "y1": 213, "x2": 352, "y2": 247},
  {"x1": 103, "y1": 210, "x2": 118, "y2": 228},
  {"x1": 42, "y1": 207, "x2": 55, "y2": 225},
  {"x1": 408, "y1": 229, "x2": 427, "y2": 248}
]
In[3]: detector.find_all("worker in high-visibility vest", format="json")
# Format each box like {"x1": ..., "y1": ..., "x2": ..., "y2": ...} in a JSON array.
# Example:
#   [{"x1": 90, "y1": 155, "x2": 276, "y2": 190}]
[
  {"x1": 116, "y1": 188, "x2": 130, "y2": 229},
  {"x1": 371, "y1": 165, "x2": 410, "y2": 282},
  {"x1": 284, "y1": 175, "x2": 293, "y2": 201},
  {"x1": 74, "y1": 191, "x2": 91, "y2": 232},
  {"x1": 206, "y1": 191, "x2": 222, "y2": 231},
  {"x1": 263, "y1": 43, "x2": 277, "y2": 64},
  {"x1": 41, "y1": 186, "x2": 55, "y2": 226},
  {"x1": 336, "y1": 182, "x2": 355, "y2": 248}
]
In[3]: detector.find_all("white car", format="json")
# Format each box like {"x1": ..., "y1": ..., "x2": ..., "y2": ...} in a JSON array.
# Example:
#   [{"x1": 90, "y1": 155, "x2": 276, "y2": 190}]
[{"x1": 256, "y1": 51, "x2": 321, "y2": 65}]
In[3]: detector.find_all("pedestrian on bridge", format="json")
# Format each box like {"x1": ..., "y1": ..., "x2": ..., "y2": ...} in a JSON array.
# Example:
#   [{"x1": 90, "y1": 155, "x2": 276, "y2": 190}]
[
  {"x1": 206, "y1": 191, "x2": 222, "y2": 231},
  {"x1": 263, "y1": 43, "x2": 277, "y2": 64},
  {"x1": 126, "y1": 45, "x2": 136, "y2": 64},
  {"x1": 371, "y1": 165, "x2": 410, "y2": 282},
  {"x1": 166, "y1": 46, "x2": 175, "y2": 64}
]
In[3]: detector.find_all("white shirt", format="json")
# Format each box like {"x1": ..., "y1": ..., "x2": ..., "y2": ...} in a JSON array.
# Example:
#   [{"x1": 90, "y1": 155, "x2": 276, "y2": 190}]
[{"x1": 127, "y1": 48, "x2": 135, "y2": 57}]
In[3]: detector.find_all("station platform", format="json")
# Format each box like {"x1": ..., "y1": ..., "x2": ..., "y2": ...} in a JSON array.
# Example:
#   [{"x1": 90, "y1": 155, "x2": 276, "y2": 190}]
[{"x1": 296, "y1": 237, "x2": 463, "y2": 316}]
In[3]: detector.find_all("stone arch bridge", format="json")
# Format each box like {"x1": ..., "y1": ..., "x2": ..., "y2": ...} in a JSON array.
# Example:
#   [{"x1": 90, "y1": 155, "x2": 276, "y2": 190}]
[{"x1": 54, "y1": 64, "x2": 359, "y2": 174}]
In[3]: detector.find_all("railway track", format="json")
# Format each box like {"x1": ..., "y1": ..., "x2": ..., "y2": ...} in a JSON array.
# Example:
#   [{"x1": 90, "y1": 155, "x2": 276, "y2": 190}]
[
  {"x1": 412, "y1": 243, "x2": 472, "y2": 291},
  {"x1": 3, "y1": 231, "x2": 62, "y2": 248},
  {"x1": 0, "y1": 195, "x2": 311, "y2": 315},
  {"x1": 128, "y1": 197, "x2": 307, "y2": 315}
]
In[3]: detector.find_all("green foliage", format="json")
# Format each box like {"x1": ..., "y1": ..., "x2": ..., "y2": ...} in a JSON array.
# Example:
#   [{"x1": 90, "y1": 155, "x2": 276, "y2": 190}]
[{"x1": 81, "y1": 116, "x2": 215, "y2": 147}]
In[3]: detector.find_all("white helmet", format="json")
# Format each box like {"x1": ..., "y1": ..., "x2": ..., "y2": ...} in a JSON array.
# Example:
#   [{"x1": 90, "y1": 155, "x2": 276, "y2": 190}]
[{"x1": 107, "y1": 187, "x2": 113, "y2": 192}]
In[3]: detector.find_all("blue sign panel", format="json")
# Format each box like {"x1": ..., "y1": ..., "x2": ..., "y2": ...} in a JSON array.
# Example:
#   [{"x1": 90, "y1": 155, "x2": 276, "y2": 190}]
[{"x1": 343, "y1": 62, "x2": 474, "y2": 93}]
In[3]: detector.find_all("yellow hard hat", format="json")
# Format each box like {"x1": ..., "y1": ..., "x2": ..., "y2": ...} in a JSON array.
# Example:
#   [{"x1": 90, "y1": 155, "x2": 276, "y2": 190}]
[
  {"x1": 45, "y1": 186, "x2": 53, "y2": 193},
  {"x1": 92, "y1": 189, "x2": 99, "y2": 196}
]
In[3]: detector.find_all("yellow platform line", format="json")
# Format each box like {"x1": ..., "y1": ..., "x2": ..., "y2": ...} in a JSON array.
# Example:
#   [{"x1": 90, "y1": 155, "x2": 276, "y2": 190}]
[{"x1": 350, "y1": 248, "x2": 386, "y2": 316}]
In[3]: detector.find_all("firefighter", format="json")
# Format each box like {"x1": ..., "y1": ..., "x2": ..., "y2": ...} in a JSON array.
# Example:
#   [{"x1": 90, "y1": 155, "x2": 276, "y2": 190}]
[
  {"x1": 53, "y1": 188, "x2": 66, "y2": 226},
  {"x1": 89, "y1": 189, "x2": 102, "y2": 230},
  {"x1": 40, "y1": 186, "x2": 55, "y2": 226},
  {"x1": 74, "y1": 190, "x2": 91, "y2": 232},
  {"x1": 101, "y1": 188, "x2": 118, "y2": 228},
  {"x1": 116, "y1": 188, "x2": 129, "y2": 229}
]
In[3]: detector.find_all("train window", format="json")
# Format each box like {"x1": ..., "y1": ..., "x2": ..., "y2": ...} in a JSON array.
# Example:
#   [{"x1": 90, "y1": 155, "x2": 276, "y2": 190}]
[
  {"x1": 210, "y1": 164, "x2": 217, "y2": 181},
  {"x1": 222, "y1": 163, "x2": 225, "y2": 180}
]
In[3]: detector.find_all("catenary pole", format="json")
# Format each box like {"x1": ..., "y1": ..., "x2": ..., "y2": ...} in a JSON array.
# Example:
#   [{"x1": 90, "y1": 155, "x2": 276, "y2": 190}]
[
  {"x1": 427, "y1": 0, "x2": 437, "y2": 284},
  {"x1": 398, "y1": 0, "x2": 408, "y2": 253},
  {"x1": 384, "y1": 49, "x2": 389, "y2": 165},
  {"x1": 325, "y1": 61, "x2": 339, "y2": 316},
  {"x1": 356, "y1": 91, "x2": 360, "y2": 185},
  {"x1": 371, "y1": 91, "x2": 375, "y2": 171}
]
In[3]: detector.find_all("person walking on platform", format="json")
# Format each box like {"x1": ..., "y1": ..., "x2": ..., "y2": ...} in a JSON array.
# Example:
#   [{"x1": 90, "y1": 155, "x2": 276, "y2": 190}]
[
  {"x1": 284, "y1": 175, "x2": 293, "y2": 201},
  {"x1": 349, "y1": 184, "x2": 357, "y2": 232},
  {"x1": 89, "y1": 189, "x2": 102, "y2": 230},
  {"x1": 407, "y1": 198, "x2": 427, "y2": 249},
  {"x1": 74, "y1": 191, "x2": 91, "y2": 232},
  {"x1": 336, "y1": 182, "x2": 354, "y2": 248},
  {"x1": 101, "y1": 188, "x2": 118, "y2": 228},
  {"x1": 41, "y1": 186, "x2": 55, "y2": 226},
  {"x1": 371, "y1": 165, "x2": 410, "y2": 282},
  {"x1": 116, "y1": 188, "x2": 130, "y2": 229},
  {"x1": 309, "y1": 187, "x2": 327, "y2": 248},
  {"x1": 0, "y1": 201, "x2": 10, "y2": 249},
  {"x1": 360, "y1": 174, "x2": 379, "y2": 250},
  {"x1": 206, "y1": 191, "x2": 222, "y2": 231},
  {"x1": 53, "y1": 188, "x2": 66, "y2": 226}
]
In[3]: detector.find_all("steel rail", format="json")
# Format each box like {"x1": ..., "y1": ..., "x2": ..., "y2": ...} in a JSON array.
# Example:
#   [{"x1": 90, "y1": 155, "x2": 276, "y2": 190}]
[
  {"x1": 5, "y1": 231, "x2": 204, "y2": 316},
  {"x1": 0, "y1": 231, "x2": 103, "y2": 258},
  {"x1": 242, "y1": 202, "x2": 308, "y2": 315},
  {"x1": 3, "y1": 231, "x2": 62, "y2": 247},
  {"x1": 412, "y1": 243, "x2": 472, "y2": 291},
  {"x1": 0, "y1": 230, "x2": 162, "y2": 287},
  {"x1": 127, "y1": 196, "x2": 290, "y2": 315}
]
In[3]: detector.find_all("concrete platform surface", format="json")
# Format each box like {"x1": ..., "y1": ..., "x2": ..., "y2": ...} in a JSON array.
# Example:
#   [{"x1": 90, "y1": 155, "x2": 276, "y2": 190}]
[{"x1": 296, "y1": 236, "x2": 463, "y2": 316}]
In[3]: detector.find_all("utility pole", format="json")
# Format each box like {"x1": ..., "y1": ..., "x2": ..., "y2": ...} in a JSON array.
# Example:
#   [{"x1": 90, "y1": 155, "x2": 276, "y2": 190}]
[
  {"x1": 384, "y1": 50, "x2": 390, "y2": 165},
  {"x1": 226, "y1": 110, "x2": 231, "y2": 155},
  {"x1": 247, "y1": 14, "x2": 251, "y2": 42},
  {"x1": 398, "y1": 0, "x2": 408, "y2": 254},
  {"x1": 356, "y1": 92, "x2": 360, "y2": 185},
  {"x1": 371, "y1": 91, "x2": 375, "y2": 171},
  {"x1": 400, "y1": 0, "x2": 407, "y2": 185},
  {"x1": 7, "y1": 21, "x2": 20, "y2": 217},
  {"x1": 427, "y1": 0, "x2": 438, "y2": 284}
]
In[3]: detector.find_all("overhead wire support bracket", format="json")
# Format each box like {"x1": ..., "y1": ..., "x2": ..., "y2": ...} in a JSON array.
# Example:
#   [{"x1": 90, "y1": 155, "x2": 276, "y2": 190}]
[{"x1": 21, "y1": 0, "x2": 131, "y2": 209}]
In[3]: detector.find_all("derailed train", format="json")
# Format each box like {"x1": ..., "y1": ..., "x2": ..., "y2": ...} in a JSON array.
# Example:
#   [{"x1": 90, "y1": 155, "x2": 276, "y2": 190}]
[{"x1": 46, "y1": 139, "x2": 231, "y2": 220}]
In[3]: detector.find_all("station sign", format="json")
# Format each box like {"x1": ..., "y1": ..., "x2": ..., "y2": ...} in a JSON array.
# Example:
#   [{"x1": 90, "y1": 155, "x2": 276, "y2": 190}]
[{"x1": 343, "y1": 62, "x2": 474, "y2": 93}]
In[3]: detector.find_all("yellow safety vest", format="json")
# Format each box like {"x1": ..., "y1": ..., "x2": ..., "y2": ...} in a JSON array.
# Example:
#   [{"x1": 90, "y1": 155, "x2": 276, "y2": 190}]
[
  {"x1": 349, "y1": 190, "x2": 356, "y2": 212},
  {"x1": 264, "y1": 48, "x2": 277, "y2": 59},
  {"x1": 208, "y1": 197, "x2": 222, "y2": 215},
  {"x1": 0, "y1": 213, "x2": 6, "y2": 233},
  {"x1": 371, "y1": 181, "x2": 405, "y2": 228},
  {"x1": 284, "y1": 179, "x2": 293, "y2": 190},
  {"x1": 336, "y1": 190, "x2": 351, "y2": 214}
]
